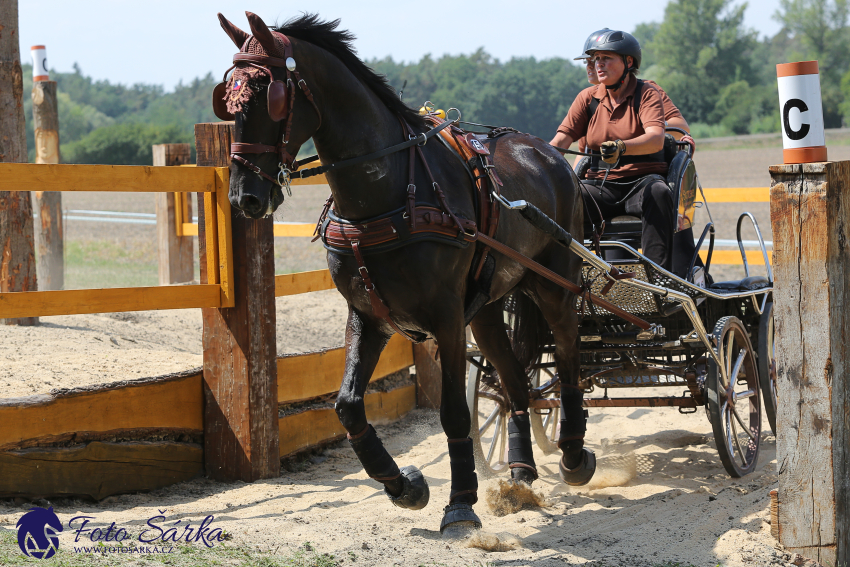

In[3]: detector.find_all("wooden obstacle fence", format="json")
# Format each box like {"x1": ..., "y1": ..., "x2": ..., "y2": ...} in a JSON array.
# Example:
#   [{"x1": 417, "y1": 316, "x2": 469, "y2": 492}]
[{"x1": 0, "y1": 122, "x2": 416, "y2": 499}]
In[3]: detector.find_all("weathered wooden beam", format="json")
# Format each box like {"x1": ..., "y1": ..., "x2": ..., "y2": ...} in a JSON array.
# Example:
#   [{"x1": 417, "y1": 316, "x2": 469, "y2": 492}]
[
  {"x1": 413, "y1": 339, "x2": 442, "y2": 409},
  {"x1": 32, "y1": 80, "x2": 63, "y2": 291},
  {"x1": 770, "y1": 160, "x2": 850, "y2": 566},
  {"x1": 154, "y1": 144, "x2": 194, "y2": 284},
  {"x1": 0, "y1": 441, "x2": 203, "y2": 500},
  {"x1": 195, "y1": 122, "x2": 280, "y2": 482},
  {"x1": 0, "y1": 163, "x2": 216, "y2": 192}
]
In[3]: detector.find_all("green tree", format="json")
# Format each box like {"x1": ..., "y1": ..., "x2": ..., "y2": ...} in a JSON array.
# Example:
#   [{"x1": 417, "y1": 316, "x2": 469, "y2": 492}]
[
  {"x1": 632, "y1": 22, "x2": 661, "y2": 70},
  {"x1": 776, "y1": 0, "x2": 849, "y2": 126},
  {"x1": 648, "y1": 0, "x2": 758, "y2": 123},
  {"x1": 63, "y1": 123, "x2": 189, "y2": 165}
]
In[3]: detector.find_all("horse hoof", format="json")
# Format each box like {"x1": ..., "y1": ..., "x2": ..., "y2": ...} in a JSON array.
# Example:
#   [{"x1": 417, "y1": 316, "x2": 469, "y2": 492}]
[
  {"x1": 385, "y1": 466, "x2": 429, "y2": 510},
  {"x1": 510, "y1": 466, "x2": 537, "y2": 485},
  {"x1": 440, "y1": 502, "x2": 482, "y2": 537},
  {"x1": 559, "y1": 448, "x2": 596, "y2": 486}
]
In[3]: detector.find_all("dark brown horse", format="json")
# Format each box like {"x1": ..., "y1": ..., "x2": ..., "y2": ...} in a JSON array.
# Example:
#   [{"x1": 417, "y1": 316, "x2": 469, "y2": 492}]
[{"x1": 217, "y1": 11, "x2": 595, "y2": 533}]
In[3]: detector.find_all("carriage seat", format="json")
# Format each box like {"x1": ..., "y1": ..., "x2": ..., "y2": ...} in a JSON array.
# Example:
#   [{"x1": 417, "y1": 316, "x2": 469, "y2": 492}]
[{"x1": 709, "y1": 275, "x2": 770, "y2": 292}]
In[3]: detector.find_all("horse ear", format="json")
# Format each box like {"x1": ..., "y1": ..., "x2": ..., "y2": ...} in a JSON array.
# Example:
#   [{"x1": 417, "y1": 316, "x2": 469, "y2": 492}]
[
  {"x1": 218, "y1": 13, "x2": 249, "y2": 48},
  {"x1": 245, "y1": 11, "x2": 278, "y2": 55}
]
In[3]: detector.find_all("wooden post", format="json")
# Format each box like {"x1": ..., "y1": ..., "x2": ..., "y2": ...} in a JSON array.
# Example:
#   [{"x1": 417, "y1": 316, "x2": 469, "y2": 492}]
[
  {"x1": 32, "y1": 79, "x2": 63, "y2": 290},
  {"x1": 154, "y1": 144, "x2": 194, "y2": 284},
  {"x1": 195, "y1": 122, "x2": 279, "y2": 481},
  {"x1": 413, "y1": 340, "x2": 441, "y2": 409},
  {"x1": 0, "y1": 0, "x2": 38, "y2": 326},
  {"x1": 769, "y1": 161, "x2": 849, "y2": 566}
]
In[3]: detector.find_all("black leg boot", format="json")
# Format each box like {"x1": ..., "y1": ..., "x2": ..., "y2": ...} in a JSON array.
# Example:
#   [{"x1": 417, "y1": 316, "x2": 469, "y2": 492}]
[{"x1": 508, "y1": 412, "x2": 538, "y2": 484}]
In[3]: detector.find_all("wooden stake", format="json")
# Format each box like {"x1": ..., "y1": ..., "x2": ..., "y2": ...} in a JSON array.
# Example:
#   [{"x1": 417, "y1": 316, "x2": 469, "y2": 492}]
[
  {"x1": 0, "y1": 0, "x2": 38, "y2": 325},
  {"x1": 769, "y1": 161, "x2": 850, "y2": 566},
  {"x1": 195, "y1": 122, "x2": 279, "y2": 481},
  {"x1": 31, "y1": 80, "x2": 63, "y2": 290},
  {"x1": 154, "y1": 144, "x2": 194, "y2": 284}
]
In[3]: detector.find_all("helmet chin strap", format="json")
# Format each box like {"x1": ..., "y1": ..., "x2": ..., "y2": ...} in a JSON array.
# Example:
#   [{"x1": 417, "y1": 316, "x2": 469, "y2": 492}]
[{"x1": 606, "y1": 55, "x2": 633, "y2": 91}]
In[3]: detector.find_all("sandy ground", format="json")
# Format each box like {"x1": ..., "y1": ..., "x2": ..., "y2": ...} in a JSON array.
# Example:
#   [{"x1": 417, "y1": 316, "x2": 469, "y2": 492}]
[
  {"x1": 0, "y1": 406, "x2": 782, "y2": 566},
  {"x1": 0, "y1": 290, "x2": 348, "y2": 398}
]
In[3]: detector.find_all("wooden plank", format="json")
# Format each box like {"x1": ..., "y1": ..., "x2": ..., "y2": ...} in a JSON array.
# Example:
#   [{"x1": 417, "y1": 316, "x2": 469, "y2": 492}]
[
  {"x1": 275, "y1": 269, "x2": 335, "y2": 297},
  {"x1": 770, "y1": 161, "x2": 849, "y2": 566},
  {"x1": 290, "y1": 172, "x2": 328, "y2": 186},
  {"x1": 0, "y1": 163, "x2": 216, "y2": 192},
  {"x1": 203, "y1": 192, "x2": 219, "y2": 285},
  {"x1": 0, "y1": 284, "x2": 221, "y2": 319},
  {"x1": 0, "y1": 441, "x2": 203, "y2": 500},
  {"x1": 154, "y1": 144, "x2": 194, "y2": 285},
  {"x1": 277, "y1": 334, "x2": 413, "y2": 404},
  {"x1": 702, "y1": 249, "x2": 772, "y2": 266},
  {"x1": 0, "y1": 371, "x2": 203, "y2": 450},
  {"x1": 273, "y1": 223, "x2": 316, "y2": 237},
  {"x1": 182, "y1": 222, "x2": 198, "y2": 236},
  {"x1": 413, "y1": 339, "x2": 441, "y2": 409},
  {"x1": 196, "y1": 122, "x2": 280, "y2": 482},
  {"x1": 215, "y1": 167, "x2": 235, "y2": 308},
  {"x1": 701, "y1": 187, "x2": 769, "y2": 202},
  {"x1": 279, "y1": 384, "x2": 416, "y2": 457}
]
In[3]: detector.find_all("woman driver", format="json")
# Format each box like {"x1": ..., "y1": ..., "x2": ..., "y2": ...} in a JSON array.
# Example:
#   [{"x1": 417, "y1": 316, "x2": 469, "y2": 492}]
[{"x1": 550, "y1": 30, "x2": 694, "y2": 276}]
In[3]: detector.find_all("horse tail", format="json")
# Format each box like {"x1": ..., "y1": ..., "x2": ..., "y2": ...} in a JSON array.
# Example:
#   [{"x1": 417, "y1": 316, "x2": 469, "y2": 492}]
[{"x1": 507, "y1": 291, "x2": 552, "y2": 374}]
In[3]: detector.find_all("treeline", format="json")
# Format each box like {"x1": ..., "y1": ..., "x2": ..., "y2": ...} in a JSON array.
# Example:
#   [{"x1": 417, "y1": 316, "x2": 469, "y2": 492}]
[{"x1": 21, "y1": 0, "x2": 850, "y2": 165}]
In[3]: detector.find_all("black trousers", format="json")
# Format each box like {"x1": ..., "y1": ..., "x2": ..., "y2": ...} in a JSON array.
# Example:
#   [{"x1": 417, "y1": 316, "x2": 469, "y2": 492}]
[{"x1": 580, "y1": 175, "x2": 697, "y2": 276}]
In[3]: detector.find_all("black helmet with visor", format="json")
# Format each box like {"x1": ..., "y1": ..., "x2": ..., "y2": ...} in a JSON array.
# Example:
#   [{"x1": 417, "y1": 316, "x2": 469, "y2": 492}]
[
  {"x1": 574, "y1": 28, "x2": 611, "y2": 61},
  {"x1": 585, "y1": 30, "x2": 642, "y2": 90}
]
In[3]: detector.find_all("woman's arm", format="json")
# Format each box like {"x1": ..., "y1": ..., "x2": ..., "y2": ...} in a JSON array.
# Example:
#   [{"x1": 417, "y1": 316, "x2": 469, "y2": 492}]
[
  {"x1": 622, "y1": 125, "x2": 665, "y2": 155},
  {"x1": 550, "y1": 131, "x2": 574, "y2": 149}
]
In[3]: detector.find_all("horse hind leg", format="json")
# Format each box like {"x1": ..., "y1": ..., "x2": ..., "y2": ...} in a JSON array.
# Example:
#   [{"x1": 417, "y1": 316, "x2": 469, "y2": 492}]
[
  {"x1": 469, "y1": 299, "x2": 539, "y2": 485},
  {"x1": 335, "y1": 307, "x2": 429, "y2": 510}
]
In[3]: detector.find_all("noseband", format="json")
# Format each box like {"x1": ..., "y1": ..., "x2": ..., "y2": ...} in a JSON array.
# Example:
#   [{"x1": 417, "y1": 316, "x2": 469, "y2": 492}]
[{"x1": 213, "y1": 32, "x2": 322, "y2": 193}]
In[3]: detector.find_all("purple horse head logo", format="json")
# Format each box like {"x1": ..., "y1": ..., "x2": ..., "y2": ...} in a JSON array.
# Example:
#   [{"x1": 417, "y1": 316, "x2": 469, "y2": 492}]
[{"x1": 17, "y1": 507, "x2": 63, "y2": 559}]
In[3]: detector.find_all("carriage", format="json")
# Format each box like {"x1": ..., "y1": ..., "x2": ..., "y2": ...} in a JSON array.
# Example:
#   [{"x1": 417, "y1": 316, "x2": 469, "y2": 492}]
[{"x1": 465, "y1": 129, "x2": 777, "y2": 479}]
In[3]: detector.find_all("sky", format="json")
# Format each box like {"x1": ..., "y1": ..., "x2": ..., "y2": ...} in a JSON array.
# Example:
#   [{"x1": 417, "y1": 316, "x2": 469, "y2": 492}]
[{"x1": 18, "y1": 0, "x2": 785, "y2": 91}]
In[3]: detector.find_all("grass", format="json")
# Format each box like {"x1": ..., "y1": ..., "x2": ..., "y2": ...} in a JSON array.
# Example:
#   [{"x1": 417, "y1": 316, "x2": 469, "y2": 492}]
[
  {"x1": 0, "y1": 531, "x2": 340, "y2": 567},
  {"x1": 63, "y1": 239, "x2": 160, "y2": 290}
]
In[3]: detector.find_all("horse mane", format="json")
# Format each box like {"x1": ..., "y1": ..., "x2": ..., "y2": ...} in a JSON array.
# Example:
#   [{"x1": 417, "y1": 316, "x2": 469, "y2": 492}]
[{"x1": 275, "y1": 14, "x2": 425, "y2": 128}]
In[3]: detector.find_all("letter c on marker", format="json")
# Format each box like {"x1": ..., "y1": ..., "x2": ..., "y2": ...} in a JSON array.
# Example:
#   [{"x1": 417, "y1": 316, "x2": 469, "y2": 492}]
[{"x1": 783, "y1": 98, "x2": 810, "y2": 141}]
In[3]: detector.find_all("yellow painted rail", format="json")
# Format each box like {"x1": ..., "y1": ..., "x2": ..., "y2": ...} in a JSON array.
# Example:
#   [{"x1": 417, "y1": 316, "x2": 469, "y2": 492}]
[
  {"x1": 277, "y1": 334, "x2": 413, "y2": 404},
  {"x1": 0, "y1": 285, "x2": 222, "y2": 319},
  {"x1": 0, "y1": 163, "x2": 218, "y2": 193},
  {"x1": 275, "y1": 269, "x2": 335, "y2": 297},
  {"x1": 701, "y1": 187, "x2": 769, "y2": 203}
]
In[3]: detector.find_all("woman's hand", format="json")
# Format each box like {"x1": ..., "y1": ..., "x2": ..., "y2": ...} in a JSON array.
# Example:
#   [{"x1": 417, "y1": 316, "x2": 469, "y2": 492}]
[{"x1": 600, "y1": 140, "x2": 626, "y2": 164}]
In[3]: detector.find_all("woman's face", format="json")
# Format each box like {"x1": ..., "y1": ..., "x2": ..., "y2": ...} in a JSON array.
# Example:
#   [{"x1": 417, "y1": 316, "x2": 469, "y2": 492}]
[
  {"x1": 593, "y1": 51, "x2": 629, "y2": 86},
  {"x1": 585, "y1": 59, "x2": 599, "y2": 85}
]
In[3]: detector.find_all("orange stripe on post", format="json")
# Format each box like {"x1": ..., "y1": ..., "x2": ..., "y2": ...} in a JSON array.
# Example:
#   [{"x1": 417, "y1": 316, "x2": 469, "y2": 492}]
[
  {"x1": 776, "y1": 60, "x2": 819, "y2": 77},
  {"x1": 783, "y1": 146, "x2": 828, "y2": 164}
]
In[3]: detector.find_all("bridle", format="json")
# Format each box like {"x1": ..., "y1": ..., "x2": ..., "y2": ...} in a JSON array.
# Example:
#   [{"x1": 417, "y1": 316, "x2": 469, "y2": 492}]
[{"x1": 212, "y1": 31, "x2": 322, "y2": 193}]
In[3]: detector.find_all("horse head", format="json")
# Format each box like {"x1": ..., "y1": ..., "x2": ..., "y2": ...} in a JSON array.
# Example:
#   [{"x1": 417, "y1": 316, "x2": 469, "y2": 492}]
[{"x1": 214, "y1": 12, "x2": 322, "y2": 218}]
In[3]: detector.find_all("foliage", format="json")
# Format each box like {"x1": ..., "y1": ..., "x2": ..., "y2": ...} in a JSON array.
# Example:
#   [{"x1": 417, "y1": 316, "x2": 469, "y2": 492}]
[{"x1": 63, "y1": 122, "x2": 190, "y2": 165}]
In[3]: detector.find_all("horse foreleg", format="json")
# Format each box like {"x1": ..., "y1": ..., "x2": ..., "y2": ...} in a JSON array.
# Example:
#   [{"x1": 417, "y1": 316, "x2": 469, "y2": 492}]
[
  {"x1": 434, "y1": 314, "x2": 483, "y2": 533},
  {"x1": 335, "y1": 307, "x2": 429, "y2": 510},
  {"x1": 469, "y1": 300, "x2": 538, "y2": 484}
]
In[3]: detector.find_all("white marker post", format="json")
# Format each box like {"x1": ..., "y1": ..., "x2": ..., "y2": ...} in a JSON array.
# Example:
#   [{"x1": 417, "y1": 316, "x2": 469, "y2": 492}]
[
  {"x1": 776, "y1": 61, "x2": 827, "y2": 164},
  {"x1": 31, "y1": 45, "x2": 48, "y2": 81}
]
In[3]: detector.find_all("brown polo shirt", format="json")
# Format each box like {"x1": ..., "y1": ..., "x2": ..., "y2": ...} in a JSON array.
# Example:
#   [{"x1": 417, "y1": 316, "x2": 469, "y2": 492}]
[{"x1": 560, "y1": 75, "x2": 667, "y2": 180}]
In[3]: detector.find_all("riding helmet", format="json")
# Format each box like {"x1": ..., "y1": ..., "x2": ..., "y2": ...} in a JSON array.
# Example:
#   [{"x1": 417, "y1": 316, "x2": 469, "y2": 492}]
[
  {"x1": 574, "y1": 28, "x2": 611, "y2": 61},
  {"x1": 584, "y1": 30, "x2": 642, "y2": 70}
]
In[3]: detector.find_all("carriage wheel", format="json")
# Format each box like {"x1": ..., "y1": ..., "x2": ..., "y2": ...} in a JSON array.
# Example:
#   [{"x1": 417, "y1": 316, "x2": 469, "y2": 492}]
[
  {"x1": 707, "y1": 316, "x2": 762, "y2": 477},
  {"x1": 466, "y1": 351, "x2": 510, "y2": 478},
  {"x1": 529, "y1": 359, "x2": 561, "y2": 455},
  {"x1": 758, "y1": 302, "x2": 777, "y2": 435}
]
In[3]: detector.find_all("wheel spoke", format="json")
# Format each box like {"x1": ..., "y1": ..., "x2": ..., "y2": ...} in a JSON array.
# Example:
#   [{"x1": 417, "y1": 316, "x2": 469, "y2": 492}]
[
  {"x1": 731, "y1": 403, "x2": 756, "y2": 441},
  {"x1": 734, "y1": 389, "x2": 757, "y2": 400},
  {"x1": 486, "y1": 414, "x2": 503, "y2": 463},
  {"x1": 730, "y1": 410, "x2": 746, "y2": 465},
  {"x1": 724, "y1": 404, "x2": 735, "y2": 458},
  {"x1": 550, "y1": 408, "x2": 560, "y2": 443},
  {"x1": 497, "y1": 415, "x2": 507, "y2": 464},
  {"x1": 729, "y1": 349, "x2": 746, "y2": 385},
  {"x1": 479, "y1": 405, "x2": 500, "y2": 436}
]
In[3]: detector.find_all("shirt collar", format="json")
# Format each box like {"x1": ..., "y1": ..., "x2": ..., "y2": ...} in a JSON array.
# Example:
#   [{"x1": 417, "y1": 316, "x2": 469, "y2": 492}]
[{"x1": 593, "y1": 74, "x2": 637, "y2": 109}]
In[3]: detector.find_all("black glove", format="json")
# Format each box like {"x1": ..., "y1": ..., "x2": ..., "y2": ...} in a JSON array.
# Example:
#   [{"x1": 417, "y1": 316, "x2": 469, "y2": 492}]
[{"x1": 599, "y1": 140, "x2": 626, "y2": 165}]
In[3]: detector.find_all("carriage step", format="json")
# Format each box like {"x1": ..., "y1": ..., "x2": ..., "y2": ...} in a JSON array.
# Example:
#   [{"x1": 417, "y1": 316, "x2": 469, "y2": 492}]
[
  {"x1": 529, "y1": 396, "x2": 697, "y2": 409},
  {"x1": 580, "y1": 324, "x2": 665, "y2": 344}
]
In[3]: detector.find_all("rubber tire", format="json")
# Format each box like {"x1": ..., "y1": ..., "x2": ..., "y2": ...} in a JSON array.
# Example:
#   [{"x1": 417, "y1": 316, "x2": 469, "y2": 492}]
[
  {"x1": 706, "y1": 316, "x2": 762, "y2": 478},
  {"x1": 757, "y1": 302, "x2": 777, "y2": 436}
]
